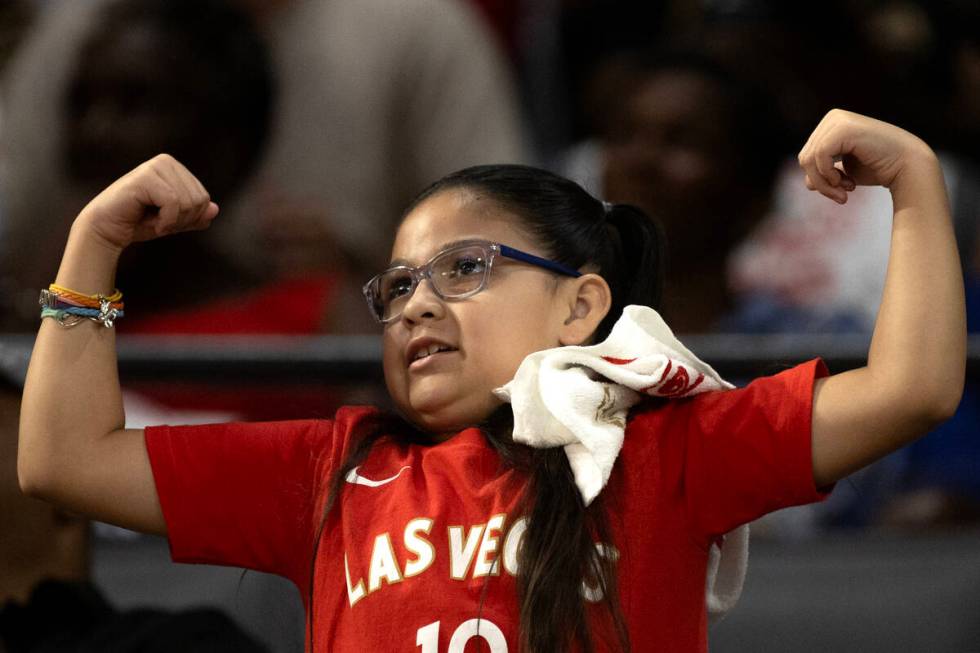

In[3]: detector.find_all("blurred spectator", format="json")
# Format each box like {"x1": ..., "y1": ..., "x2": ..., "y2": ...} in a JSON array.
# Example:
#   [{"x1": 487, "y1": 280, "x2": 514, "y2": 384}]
[
  {"x1": 0, "y1": 376, "x2": 268, "y2": 653},
  {"x1": 534, "y1": 0, "x2": 671, "y2": 158},
  {"x1": 0, "y1": 0, "x2": 380, "y2": 420},
  {"x1": 721, "y1": 1, "x2": 980, "y2": 531},
  {"x1": 0, "y1": 0, "x2": 530, "y2": 335},
  {"x1": 560, "y1": 32, "x2": 980, "y2": 531},
  {"x1": 728, "y1": 153, "x2": 980, "y2": 333},
  {"x1": 694, "y1": 1, "x2": 876, "y2": 145},
  {"x1": 726, "y1": 0, "x2": 980, "y2": 325},
  {"x1": 727, "y1": 164, "x2": 891, "y2": 332},
  {"x1": 852, "y1": 0, "x2": 980, "y2": 166},
  {"x1": 215, "y1": 0, "x2": 531, "y2": 289},
  {"x1": 562, "y1": 46, "x2": 790, "y2": 332},
  {"x1": 546, "y1": 1, "x2": 871, "y2": 157},
  {"x1": 0, "y1": 0, "x2": 292, "y2": 333}
]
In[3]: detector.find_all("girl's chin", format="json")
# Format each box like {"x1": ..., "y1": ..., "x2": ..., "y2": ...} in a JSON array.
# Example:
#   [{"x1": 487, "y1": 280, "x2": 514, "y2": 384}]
[
  {"x1": 403, "y1": 396, "x2": 502, "y2": 435},
  {"x1": 408, "y1": 410, "x2": 478, "y2": 436}
]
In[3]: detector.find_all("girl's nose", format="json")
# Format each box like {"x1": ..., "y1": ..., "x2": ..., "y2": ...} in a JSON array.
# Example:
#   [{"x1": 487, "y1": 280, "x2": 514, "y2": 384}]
[{"x1": 400, "y1": 278, "x2": 445, "y2": 324}]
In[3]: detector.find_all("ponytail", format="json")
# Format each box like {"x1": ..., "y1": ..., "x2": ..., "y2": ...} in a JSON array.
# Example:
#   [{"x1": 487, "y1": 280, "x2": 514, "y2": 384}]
[{"x1": 596, "y1": 202, "x2": 666, "y2": 341}]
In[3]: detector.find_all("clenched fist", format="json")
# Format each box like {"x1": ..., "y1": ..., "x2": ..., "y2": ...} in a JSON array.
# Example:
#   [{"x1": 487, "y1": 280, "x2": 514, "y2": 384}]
[
  {"x1": 797, "y1": 109, "x2": 937, "y2": 204},
  {"x1": 74, "y1": 154, "x2": 219, "y2": 254}
]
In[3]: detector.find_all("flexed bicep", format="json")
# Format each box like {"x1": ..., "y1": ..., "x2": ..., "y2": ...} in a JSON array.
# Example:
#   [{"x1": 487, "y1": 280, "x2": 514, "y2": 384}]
[
  {"x1": 799, "y1": 111, "x2": 965, "y2": 487},
  {"x1": 19, "y1": 155, "x2": 219, "y2": 537}
]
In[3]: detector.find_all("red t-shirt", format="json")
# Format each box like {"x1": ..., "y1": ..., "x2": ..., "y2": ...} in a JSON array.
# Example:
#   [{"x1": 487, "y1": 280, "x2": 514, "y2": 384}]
[{"x1": 144, "y1": 359, "x2": 830, "y2": 652}]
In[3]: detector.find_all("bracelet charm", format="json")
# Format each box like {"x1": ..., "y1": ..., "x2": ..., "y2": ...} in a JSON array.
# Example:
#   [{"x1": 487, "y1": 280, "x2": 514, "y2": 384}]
[{"x1": 39, "y1": 286, "x2": 124, "y2": 328}]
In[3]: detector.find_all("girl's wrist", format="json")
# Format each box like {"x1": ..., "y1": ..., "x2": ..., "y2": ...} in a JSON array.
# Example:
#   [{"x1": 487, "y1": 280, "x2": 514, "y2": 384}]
[
  {"x1": 69, "y1": 212, "x2": 129, "y2": 255},
  {"x1": 56, "y1": 221, "x2": 122, "y2": 296},
  {"x1": 888, "y1": 142, "x2": 945, "y2": 211}
]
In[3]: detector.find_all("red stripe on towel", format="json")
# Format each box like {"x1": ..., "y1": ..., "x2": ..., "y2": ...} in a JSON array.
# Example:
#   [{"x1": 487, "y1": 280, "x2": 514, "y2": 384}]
[{"x1": 601, "y1": 356, "x2": 637, "y2": 365}]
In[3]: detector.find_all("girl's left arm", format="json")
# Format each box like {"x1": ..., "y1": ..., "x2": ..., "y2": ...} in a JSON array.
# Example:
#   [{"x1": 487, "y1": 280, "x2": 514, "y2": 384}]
[{"x1": 797, "y1": 110, "x2": 966, "y2": 488}]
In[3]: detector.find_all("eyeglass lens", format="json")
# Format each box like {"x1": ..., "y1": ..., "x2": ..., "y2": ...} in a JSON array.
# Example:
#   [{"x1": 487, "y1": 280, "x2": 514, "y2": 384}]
[{"x1": 376, "y1": 245, "x2": 491, "y2": 321}]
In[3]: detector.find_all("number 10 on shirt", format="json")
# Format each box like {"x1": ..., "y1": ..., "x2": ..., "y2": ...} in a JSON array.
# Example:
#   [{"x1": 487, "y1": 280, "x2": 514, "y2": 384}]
[{"x1": 417, "y1": 619, "x2": 508, "y2": 652}]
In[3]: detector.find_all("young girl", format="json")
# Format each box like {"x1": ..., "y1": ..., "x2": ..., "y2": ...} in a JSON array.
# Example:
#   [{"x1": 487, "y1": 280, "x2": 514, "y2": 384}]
[{"x1": 18, "y1": 110, "x2": 965, "y2": 652}]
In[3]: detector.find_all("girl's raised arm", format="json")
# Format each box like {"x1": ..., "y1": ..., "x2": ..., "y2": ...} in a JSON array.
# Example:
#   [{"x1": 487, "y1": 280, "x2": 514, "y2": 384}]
[
  {"x1": 18, "y1": 154, "x2": 218, "y2": 535},
  {"x1": 798, "y1": 110, "x2": 967, "y2": 488}
]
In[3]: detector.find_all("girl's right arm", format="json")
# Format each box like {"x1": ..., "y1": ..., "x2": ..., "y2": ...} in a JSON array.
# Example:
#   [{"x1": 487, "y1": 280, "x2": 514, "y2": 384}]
[{"x1": 18, "y1": 154, "x2": 218, "y2": 535}]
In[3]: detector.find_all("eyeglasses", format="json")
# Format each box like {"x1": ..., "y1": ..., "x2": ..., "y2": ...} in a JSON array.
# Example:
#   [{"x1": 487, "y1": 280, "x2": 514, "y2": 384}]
[{"x1": 363, "y1": 239, "x2": 582, "y2": 323}]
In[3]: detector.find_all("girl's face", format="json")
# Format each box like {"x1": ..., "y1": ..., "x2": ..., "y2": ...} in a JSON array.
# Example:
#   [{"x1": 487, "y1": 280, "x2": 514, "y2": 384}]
[{"x1": 381, "y1": 189, "x2": 572, "y2": 435}]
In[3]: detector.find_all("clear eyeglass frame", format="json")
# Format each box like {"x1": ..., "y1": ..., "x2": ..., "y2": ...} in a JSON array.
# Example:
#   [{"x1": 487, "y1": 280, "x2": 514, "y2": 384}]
[{"x1": 362, "y1": 239, "x2": 582, "y2": 324}]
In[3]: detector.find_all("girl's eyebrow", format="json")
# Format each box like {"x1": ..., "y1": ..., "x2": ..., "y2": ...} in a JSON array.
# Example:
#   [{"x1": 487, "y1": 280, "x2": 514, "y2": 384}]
[{"x1": 388, "y1": 238, "x2": 491, "y2": 268}]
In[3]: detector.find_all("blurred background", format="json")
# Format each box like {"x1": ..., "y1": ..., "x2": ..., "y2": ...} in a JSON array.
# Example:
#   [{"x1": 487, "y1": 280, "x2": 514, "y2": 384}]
[{"x1": 0, "y1": 0, "x2": 978, "y2": 650}]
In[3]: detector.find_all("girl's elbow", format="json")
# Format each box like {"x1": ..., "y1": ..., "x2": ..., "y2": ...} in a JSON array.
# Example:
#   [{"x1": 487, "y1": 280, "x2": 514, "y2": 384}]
[
  {"x1": 17, "y1": 451, "x2": 47, "y2": 498},
  {"x1": 889, "y1": 365, "x2": 965, "y2": 429},
  {"x1": 928, "y1": 388, "x2": 963, "y2": 424},
  {"x1": 16, "y1": 436, "x2": 57, "y2": 500},
  {"x1": 912, "y1": 383, "x2": 963, "y2": 430}
]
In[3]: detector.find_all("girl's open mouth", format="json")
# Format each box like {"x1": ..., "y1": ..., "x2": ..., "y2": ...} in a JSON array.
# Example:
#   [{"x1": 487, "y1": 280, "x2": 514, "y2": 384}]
[{"x1": 408, "y1": 347, "x2": 458, "y2": 371}]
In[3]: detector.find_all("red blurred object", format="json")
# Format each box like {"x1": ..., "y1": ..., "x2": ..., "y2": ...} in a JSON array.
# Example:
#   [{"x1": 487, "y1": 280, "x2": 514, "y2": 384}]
[{"x1": 121, "y1": 275, "x2": 352, "y2": 421}]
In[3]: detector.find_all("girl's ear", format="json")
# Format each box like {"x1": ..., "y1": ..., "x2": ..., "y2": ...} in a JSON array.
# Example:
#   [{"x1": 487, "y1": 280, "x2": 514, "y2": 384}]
[{"x1": 558, "y1": 273, "x2": 612, "y2": 346}]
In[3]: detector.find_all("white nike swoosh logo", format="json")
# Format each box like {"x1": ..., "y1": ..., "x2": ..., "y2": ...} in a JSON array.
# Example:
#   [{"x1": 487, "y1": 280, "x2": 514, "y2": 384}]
[{"x1": 344, "y1": 465, "x2": 411, "y2": 487}]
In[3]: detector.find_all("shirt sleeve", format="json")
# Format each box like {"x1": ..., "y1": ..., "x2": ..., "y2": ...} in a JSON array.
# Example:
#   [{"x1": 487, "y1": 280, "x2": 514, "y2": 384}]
[
  {"x1": 670, "y1": 359, "x2": 831, "y2": 539},
  {"x1": 144, "y1": 417, "x2": 342, "y2": 587}
]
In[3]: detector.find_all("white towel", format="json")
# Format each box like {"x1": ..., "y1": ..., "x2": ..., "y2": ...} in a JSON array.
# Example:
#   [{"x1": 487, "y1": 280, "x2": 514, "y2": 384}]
[{"x1": 493, "y1": 304, "x2": 747, "y2": 623}]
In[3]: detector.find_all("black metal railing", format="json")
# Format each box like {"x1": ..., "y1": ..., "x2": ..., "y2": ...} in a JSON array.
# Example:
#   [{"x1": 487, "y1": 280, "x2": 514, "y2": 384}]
[{"x1": 3, "y1": 333, "x2": 980, "y2": 384}]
